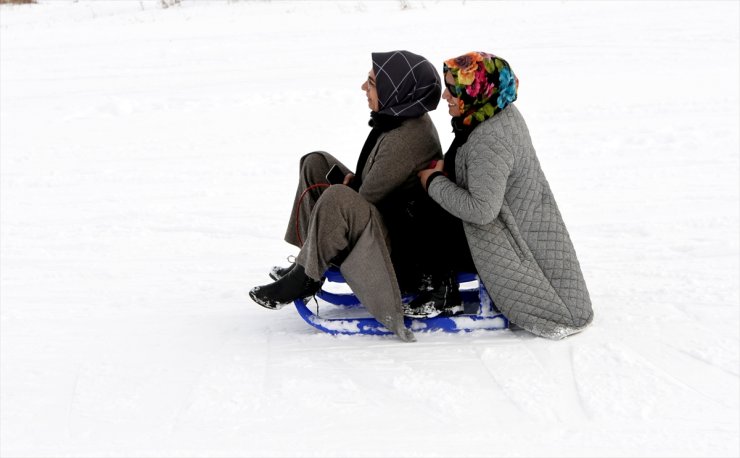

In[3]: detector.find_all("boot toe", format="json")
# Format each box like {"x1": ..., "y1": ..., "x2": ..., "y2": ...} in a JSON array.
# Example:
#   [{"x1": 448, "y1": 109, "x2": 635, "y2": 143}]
[
  {"x1": 249, "y1": 285, "x2": 289, "y2": 310},
  {"x1": 251, "y1": 264, "x2": 322, "y2": 311}
]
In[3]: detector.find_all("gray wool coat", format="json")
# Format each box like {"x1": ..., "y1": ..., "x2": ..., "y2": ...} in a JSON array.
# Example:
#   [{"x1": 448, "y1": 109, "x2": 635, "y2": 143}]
[
  {"x1": 340, "y1": 113, "x2": 442, "y2": 341},
  {"x1": 427, "y1": 105, "x2": 593, "y2": 339},
  {"x1": 292, "y1": 113, "x2": 442, "y2": 341},
  {"x1": 357, "y1": 114, "x2": 443, "y2": 206}
]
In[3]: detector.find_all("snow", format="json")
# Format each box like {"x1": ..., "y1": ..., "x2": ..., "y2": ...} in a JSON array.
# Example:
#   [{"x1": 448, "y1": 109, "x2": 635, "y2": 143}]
[{"x1": 1, "y1": 1, "x2": 738, "y2": 457}]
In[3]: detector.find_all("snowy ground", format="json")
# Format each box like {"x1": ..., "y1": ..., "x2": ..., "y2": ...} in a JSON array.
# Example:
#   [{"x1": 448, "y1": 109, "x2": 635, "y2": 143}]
[{"x1": 1, "y1": 1, "x2": 738, "y2": 457}]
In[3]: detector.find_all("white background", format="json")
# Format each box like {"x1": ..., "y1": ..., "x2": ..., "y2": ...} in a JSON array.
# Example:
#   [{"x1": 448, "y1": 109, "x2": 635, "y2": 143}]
[{"x1": 1, "y1": 1, "x2": 738, "y2": 456}]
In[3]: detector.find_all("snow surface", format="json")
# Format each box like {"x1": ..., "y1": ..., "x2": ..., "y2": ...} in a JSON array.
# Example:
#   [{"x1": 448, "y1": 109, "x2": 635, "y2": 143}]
[{"x1": 1, "y1": 1, "x2": 738, "y2": 457}]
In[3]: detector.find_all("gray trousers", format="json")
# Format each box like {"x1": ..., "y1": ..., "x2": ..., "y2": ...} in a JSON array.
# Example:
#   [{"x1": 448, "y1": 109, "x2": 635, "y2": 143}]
[
  {"x1": 284, "y1": 151, "x2": 351, "y2": 248},
  {"x1": 283, "y1": 152, "x2": 414, "y2": 342}
]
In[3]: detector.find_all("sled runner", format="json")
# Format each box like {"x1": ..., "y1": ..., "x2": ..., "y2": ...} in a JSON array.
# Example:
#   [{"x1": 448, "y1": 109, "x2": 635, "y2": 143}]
[{"x1": 293, "y1": 268, "x2": 509, "y2": 335}]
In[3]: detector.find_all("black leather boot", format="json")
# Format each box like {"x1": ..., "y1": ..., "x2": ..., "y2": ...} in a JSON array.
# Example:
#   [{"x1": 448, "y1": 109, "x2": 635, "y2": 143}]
[
  {"x1": 403, "y1": 273, "x2": 463, "y2": 318},
  {"x1": 250, "y1": 264, "x2": 323, "y2": 310}
]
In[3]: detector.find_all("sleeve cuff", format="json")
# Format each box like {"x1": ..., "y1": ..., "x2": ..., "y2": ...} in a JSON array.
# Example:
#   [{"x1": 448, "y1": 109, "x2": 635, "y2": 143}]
[{"x1": 425, "y1": 171, "x2": 446, "y2": 194}]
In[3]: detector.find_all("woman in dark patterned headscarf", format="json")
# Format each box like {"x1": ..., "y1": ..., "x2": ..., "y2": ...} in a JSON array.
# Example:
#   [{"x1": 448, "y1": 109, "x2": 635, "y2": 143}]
[
  {"x1": 412, "y1": 52, "x2": 593, "y2": 339},
  {"x1": 371, "y1": 50, "x2": 442, "y2": 117},
  {"x1": 250, "y1": 50, "x2": 442, "y2": 342}
]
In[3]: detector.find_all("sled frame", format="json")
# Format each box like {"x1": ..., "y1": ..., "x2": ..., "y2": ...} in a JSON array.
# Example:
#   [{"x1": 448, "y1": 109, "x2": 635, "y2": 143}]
[{"x1": 293, "y1": 269, "x2": 509, "y2": 335}]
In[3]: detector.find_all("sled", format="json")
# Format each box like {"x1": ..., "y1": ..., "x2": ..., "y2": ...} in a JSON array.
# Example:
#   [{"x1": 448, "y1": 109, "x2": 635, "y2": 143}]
[{"x1": 293, "y1": 267, "x2": 509, "y2": 336}]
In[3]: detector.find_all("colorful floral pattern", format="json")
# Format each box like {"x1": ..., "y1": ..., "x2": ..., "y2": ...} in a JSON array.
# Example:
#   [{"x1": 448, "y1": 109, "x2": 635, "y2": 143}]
[{"x1": 443, "y1": 52, "x2": 518, "y2": 127}]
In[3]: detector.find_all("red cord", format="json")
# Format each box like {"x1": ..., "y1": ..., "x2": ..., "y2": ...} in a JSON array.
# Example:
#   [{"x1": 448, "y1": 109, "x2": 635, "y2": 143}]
[{"x1": 295, "y1": 183, "x2": 330, "y2": 247}]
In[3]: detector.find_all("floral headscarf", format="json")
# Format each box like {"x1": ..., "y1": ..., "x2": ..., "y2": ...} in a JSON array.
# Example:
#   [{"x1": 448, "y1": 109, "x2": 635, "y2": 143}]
[{"x1": 443, "y1": 52, "x2": 518, "y2": 127}]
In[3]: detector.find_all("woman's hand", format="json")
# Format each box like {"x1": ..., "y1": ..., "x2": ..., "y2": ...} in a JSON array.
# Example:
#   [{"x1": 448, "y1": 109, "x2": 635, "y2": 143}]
[
  {"x1": 418, "y1": 160, "x2": 444, "y2": 191},
  {"x1": 343, "y1": 172, "x2": 355, "y2": 186}
]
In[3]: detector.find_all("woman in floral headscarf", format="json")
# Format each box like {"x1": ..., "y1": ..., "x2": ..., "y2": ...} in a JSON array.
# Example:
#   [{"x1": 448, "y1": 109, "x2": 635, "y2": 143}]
[{"x1": 414, "y1": 52, "x2": 594, "y2": 339}]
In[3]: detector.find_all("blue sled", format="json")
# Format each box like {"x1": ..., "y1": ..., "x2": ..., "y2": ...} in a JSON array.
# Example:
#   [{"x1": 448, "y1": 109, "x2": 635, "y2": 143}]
[{"x1": 293, "y1": 268, "x2": 509, "y2": 336}]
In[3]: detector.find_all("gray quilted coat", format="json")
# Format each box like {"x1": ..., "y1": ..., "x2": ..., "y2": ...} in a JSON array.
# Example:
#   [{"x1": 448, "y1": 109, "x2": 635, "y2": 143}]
[{"x1": 427, "y1": 105, "x2": 593, "y2": 339}]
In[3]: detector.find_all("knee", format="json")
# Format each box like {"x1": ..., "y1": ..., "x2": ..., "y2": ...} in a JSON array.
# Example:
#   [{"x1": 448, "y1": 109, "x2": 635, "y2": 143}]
[
  {"x1": 314, "y1": 186, "x2": 369, "y2": 217},
  {"x1": 313, "y1": 186, "x2": 373, "y2": 231},
  {"x1": 299, "y1": 151, "x2": 329, "y2": 170},
  {"x1": 317, "y1": 184, "x2": 356, "y2": 207}
]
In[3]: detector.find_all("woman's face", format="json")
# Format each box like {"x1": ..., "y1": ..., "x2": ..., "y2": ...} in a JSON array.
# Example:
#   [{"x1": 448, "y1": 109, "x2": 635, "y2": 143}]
[
  {"x1": 361, "y1": 69, "x2": 380, "y2": 112},
  {"x1": 442, "y1": 72, "x2": 462, "y2": 117}
]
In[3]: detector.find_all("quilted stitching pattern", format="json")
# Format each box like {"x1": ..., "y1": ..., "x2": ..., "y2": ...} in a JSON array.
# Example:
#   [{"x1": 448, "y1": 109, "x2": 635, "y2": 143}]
[{"x1": 429, "y1": 105, "x2": 593, "y2": 339}]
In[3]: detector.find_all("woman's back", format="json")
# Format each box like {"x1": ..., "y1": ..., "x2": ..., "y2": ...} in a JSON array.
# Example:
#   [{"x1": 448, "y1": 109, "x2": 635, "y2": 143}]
[{"x1": 458, "y1": 104, "x2": 593, "y2": 336}]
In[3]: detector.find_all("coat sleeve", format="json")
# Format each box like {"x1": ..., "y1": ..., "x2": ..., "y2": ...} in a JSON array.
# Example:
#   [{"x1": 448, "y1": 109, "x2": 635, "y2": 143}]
[
  {"x1": 358, "y1": 135, "x2": 417, "y2": 205},
  {"x1": 427, "y1": 137, "x2": 514, "y2": 226}
]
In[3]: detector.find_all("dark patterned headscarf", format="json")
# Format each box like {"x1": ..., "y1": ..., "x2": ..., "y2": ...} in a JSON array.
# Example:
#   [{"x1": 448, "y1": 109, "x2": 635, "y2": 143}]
[
  {"x1": 372, "y1": 50, "x2": 441, "y2": 117},
  {"x1": 443, "y1": 52, "x2": 518, "y2": 128}
]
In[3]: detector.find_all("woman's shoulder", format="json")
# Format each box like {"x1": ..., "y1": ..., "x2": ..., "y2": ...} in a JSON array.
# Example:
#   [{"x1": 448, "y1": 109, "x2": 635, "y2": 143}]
[
  {"x1": 475, "y1": 104, "x2": 523, "y2": 132},
  {"x1": 466, "y1": 104, "x2": 527, "y2": 149},
  {"x1": 397, "y1": 113, "x2": 436, "y2": 133},
  {"x1": 384, "y1": 113, "x2": 440, "y2": 145}
]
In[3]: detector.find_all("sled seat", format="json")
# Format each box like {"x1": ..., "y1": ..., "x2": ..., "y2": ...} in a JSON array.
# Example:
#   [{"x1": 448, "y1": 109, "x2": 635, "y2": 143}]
[{"x1": 293, "y1": 267, "x2": 509, "y2": 336}]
